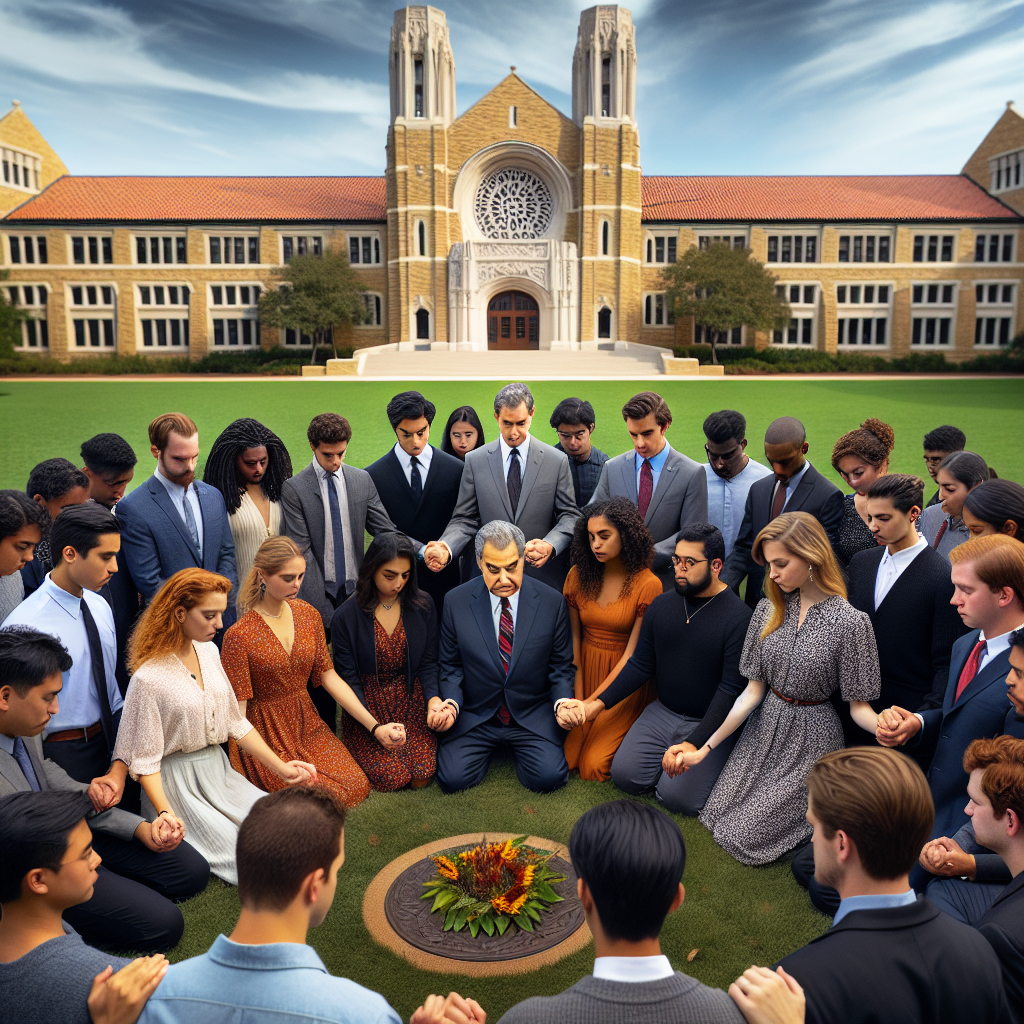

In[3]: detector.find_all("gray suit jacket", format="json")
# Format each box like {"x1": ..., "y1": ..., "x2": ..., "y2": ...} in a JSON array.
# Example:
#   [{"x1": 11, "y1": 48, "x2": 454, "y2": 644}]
[
  {"x1": 280, "y1": 462, "x2": 397, "y2": 627},
  {"x1": 591, "y1": 446, "x2": 709, "y2": 579},
  {"x1": 438, "y1": 436, "x2": 579, "y2": 591},
  {"x1": 0, "y1": 733, "x2": 143, "y2": 842}
]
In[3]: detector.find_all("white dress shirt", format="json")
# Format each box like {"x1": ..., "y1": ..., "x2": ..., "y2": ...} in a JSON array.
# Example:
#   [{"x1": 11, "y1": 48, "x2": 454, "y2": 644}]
[
  {"x1": 311, "y1": 459, "x2": 356, "y2": 589},
  {"x1": 874, "y1": 533, "x2": 927, "y2": 610},
  {"x1": 978, "y1": 624, "x2": 1024, "y2": 673},
  {"x1": 153, "y1": 464, "x2": 204, "y2": 554},
  {"x1": 498, "y1": 433, "x2": 530, "y2": 485},
  {"x1": 488, "y1": 589, "x2": 520, "y2": 640},
  {"x1": 593, "y1": 955, "x2": 675, "y2": 982},
  {"x1": 704, "y1": 458, "x2": 772, "y2": 557},
  {"x1": 393, "y1": 442, "x2": 434, "y2": 488}
]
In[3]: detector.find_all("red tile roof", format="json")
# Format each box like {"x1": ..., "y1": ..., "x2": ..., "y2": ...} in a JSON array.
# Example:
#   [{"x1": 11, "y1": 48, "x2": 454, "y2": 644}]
[
  {"x1": 4, "y1": 176, "x2": 387, "y2": 222},
  {"x1": 640, "y1": 175, "x2": 1019, "y2": 222}
]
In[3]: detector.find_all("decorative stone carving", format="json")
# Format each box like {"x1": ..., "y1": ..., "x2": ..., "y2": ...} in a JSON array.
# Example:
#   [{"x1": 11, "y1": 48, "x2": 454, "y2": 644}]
[
  {"x1": 475, "y1": 242, "x2": 548, "y2": 258},
  {"x1": 477, "y1": 262, "x2": 547, "y2": 286},
  {"x1": 448, "y1": 243, "x2": 462, "y2": 288},
  {"x1": 474, "y1": 168, "x2": 553, "y2": 240}
]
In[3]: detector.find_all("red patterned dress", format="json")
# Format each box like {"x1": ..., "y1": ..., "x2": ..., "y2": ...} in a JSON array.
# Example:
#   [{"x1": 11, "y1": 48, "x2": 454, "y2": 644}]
[{"x1": 341, "y1": 617, "x2": 436, "y2": 791}]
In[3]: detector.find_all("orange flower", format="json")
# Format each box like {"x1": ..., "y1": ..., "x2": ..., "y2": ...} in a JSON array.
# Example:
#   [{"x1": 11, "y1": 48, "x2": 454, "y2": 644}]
[
  {"x1": 499, "y1": 839, "x2": 519, "y2": 862},
  {"x1": 433, "y1": 855, "x2": 459, "y2": 881},
  {"x1": 521, "y1": 865, "x2": 536, "y2": 888},
  {"x1": 491, "y1": 890, "x2": 529, "y2": 916}
]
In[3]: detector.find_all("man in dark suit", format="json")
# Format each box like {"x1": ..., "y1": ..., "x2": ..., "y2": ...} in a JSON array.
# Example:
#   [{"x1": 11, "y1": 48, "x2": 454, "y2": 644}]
[
  {"x1": 722, "y1": 416, "x2": 844, "y2": 608},
  {"x1": 590, "y1": 391, "x2": 707, "y2": 587},
  {"x1": 365, "y1": 392, "x2": 463, "y2": 625},
  {"x1": 424, "y1": 383, "x2": 578, "y2": 592},
  {"x1": 777, "y1": 746, "x2": 1010, "y2": 1024},
  {"x1": 431, "y1": 521, "x2": 576, "y2": 794},
  {"x1": 115, "y1": 412, "x2": 237, "y2": 627}
]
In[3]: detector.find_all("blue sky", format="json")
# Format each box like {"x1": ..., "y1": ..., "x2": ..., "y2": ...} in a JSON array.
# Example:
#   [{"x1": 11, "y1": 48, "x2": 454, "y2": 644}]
[{"x1": 0, "y1": 0, "x2": 1022, "y2": 178}]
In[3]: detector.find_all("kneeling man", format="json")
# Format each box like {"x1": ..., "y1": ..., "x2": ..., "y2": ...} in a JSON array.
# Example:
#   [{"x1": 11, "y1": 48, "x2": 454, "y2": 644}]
[{"x1": 432, "y1": 521, "x2": 576, "y2": 794}]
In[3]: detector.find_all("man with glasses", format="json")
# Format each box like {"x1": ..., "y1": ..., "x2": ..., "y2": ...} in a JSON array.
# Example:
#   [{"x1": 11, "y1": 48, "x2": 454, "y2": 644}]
[
  {"x1": 549, "y1": 398, "x2": 609, "y2": 509},
  {"x1": 702, "y1": 410, "x2": 772, "y2": 559}
]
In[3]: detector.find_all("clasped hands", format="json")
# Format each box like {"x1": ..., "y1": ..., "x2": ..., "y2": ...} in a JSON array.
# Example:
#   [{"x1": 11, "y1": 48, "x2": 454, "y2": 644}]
[
  {"x1": 919, "y1": 835, "x2": 976, "y2": 879},
  {"x1": 555, "y1": 699, "x2": 586, "y2": 730},
  {"x1": 427, "y1": 697, "x2": 457, "y2": 732},
  {"x1": 279, "y1": 759, "x2": 319, "y2": 786},
  {"x1": 875, "y1": 705, "x2": 922, "y2": 747},
  {"x1": 375, "y1": 723, "x2": 407, "y2": 749},
  {"x1": 422, "y1": 539, "x2": 555, "y2": 572},
  {"x1": 662, "y1": 741, "x2": 708, "y2": 778}
]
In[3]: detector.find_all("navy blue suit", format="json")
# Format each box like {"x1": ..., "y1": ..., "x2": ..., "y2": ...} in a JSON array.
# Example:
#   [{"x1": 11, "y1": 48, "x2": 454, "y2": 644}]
[
  {"x1": 436, "y1": 575, "x2": 574, "y2": 794},
  {"x1": 116, "y1": 476, "x2": 238, "y2": 627}
]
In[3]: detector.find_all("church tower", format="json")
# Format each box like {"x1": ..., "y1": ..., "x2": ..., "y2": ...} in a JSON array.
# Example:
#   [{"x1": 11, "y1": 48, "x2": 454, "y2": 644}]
[
  {"x1": 386, "y1": 6, "x2": 457, "y2": 345},
  {"x1": 572, "y1": 6, "x2": 641, "y2": 346}
]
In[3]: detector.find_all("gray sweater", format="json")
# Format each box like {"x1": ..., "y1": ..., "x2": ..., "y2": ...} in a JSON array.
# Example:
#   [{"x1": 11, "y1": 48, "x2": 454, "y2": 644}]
[{"x1": 496, "y1": 973, "x2": 745, "y2": 1024}]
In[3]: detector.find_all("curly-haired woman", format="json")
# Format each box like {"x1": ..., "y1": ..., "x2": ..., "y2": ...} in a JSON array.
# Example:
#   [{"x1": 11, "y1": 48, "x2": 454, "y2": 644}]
[
  {"x1": 830, "y1": 418, "x2": 895, "y2": 566},
  {"x1": 563, "y1": 497, "x2": 660, "y2": 781}
]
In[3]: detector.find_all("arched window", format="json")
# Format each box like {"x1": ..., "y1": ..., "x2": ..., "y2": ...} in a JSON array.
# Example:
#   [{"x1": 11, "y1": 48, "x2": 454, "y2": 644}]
[
  {"x1": 417, "y1": 220, "x2": 427, "y2": 257},
  {"x1": 601, "y1": 220, "x2": 610, "y2": 256},
  {"x1": 597, "y1": 306, "x2": 612, "y2": 339},
  {"x1": 415, "y1": 307, "x2": 430, "y2": 340}
]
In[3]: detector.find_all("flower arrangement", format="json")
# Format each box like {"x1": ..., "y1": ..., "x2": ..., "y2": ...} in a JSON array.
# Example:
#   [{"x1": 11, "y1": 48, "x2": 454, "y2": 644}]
[{"x1": 421, "y1": 836, "x2": 566, "y2": 938}]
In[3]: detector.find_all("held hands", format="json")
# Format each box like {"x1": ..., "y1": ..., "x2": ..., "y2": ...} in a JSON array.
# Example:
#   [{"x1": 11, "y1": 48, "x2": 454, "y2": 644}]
[
  {"x1": 662, "y1": 741, "x2": 701, "y2": 778},
  {"x1": 875, "y1": 706, "x2": 921, "y2": 747},
  {"x1": 87, "y1": 773, "x2": 124, "y2": 813},
  {"x1": 135, "y1": 815, "x2": 184, "y2": 853},
  {"x1": 423, "y1": 542, "x2": 450, "y2": 573},
  {"x1": 581, "y1": 698, "x2": 605, "y2": 723},
  {"x1": 555, "y1": 699, "x2": 586, "y2": 730},
  {"x1": 410, "y1": 991, "x2": 487, "y2": 1024},
  {"x1": 524, "y1": 538, "x2": 554, "y2": 568},
  {"x1": 427, "y1": 697, "x2": 457, "y2": 732},
  {"x1": 919, "y1": 836, "x2": 977, "y2": 879},
  {"x1": 88, "y1": 955, "x2": 168, "y2": 1024},
  {"x1": 377, "y1": 722, "x2": 407, "y2": 749},
  {"x1": 728, "y1": 966, "x2": 805, "y2": 1024},
  {"x1": 280, "y1": 760, "x2": 318, "y2": 786}
]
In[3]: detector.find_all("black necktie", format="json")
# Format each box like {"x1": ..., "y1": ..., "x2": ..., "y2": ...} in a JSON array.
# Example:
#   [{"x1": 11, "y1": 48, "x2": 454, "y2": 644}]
[
  {"x1": 80, "y1": 598, "x2": 114, "y2": 749},
  {"x1": 410, "y1": 456, "x2": 422, "y2": 502},
  {"x1": 507, "y1": 448, "x2": 522, "y2": 516}
]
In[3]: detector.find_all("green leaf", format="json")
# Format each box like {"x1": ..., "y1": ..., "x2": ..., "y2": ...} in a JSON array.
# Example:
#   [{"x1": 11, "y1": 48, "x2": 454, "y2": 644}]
[
  {"x1": 495, "y1": 915, "x2": 510, "y2": 936},
  {"x1": 514, "y1": 913, "x2": 534, "y2": 932},
  {"x1": 511, "y1": 836, "x2": 528, "y2": 847},
  {"x1": 480, "y1": 915, "x2": 495, "y2": 937},
  {"x1": 444, "y1": 906, "x2": 458, "y2": 931},
  {"x1": 453, "y1": 906, "x2": 471, "y2": 932},
  {"x1": 524, "y1": 904, "x2": 542, "y2": 922},
  {"x1": 534, "y1": 884, "x2": 560, "y2": 902},
  {"x1": 432, "y1": 891, "x2": 457, "y2": 913},
  {"x1": 468, "y1": 918, "x2": 480, "y2": 938}
]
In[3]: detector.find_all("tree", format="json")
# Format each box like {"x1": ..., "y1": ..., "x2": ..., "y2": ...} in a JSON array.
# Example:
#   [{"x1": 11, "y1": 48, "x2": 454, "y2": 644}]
[
  {"x1": 257, "y1": 250, "x2": 369, "y2": 364},
  {"x1": 0, "y1": 271, "x2": 28, "y2": 359},
  {"x1": 663, "y1": 242, "x2": 791, "y2": 364}
]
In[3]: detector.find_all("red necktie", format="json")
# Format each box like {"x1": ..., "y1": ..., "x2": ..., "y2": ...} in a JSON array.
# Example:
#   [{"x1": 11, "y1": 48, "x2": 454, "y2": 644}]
[
  {"x1": 497, "y1": 598, "x2": 514, "y2": 724},
  {"x1": 932, "y1": 519, "x2": 949, "y2": 550},
  {"x1": 770, "y1": 480, "x2": 787, "y2": 521},
  {"x1": 638, "y1": 459, "x2": 653, "y2": 520},
  {"x1": 954, "y1": 639, "x2": 987, "y2": 702}
]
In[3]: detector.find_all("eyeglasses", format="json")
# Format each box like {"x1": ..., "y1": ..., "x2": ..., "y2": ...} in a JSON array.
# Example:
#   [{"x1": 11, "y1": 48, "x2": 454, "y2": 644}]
[
  {"x1": 705, "y1": 444, "x2": 742, "y2": 463},
  {"x1": 923, "y1": 455, "x2": 945, "y2": 465},
  {"x1": 557, "y1": 430, "x2": 590, "y2": 442},
  {"x1": 671, "y1": 556, "x2": 708, "y2": 569}
]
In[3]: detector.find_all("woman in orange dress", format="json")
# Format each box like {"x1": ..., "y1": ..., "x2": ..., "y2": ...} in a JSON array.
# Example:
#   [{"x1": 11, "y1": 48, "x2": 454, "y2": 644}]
[
  {"x1": 563, "y1": 497, "x2": 660, "y2": 781},
  {"x1": 221, "y1": 536, "x2": 407, "y2": 809}
]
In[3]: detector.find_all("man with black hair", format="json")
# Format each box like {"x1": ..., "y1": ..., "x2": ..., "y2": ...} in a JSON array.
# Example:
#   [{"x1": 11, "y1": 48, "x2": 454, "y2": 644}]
[
  {"x1": 579, "y1": 524, "x2": 752, "y2": 815},
  {"x1": 0, "y1": 790, "x2": 168, "y2": 1024},
  {"x1": 922, "y1": 425, "x2": 967, "y2": 507},
  {"x1": 549, "y1": 397, "x2": 609, "y2": 508},
  {"x1": 702, "y1": 410, "x2": 771, "y2": 559},
  {"x1": 0, "y1": 490, "x2": 45, "y2": 623},
  {"x1": 366, "y1": 391, "x2": 464, "y2": 624},
  {"x1": 80, "y1": 434, "x2": 138, "y2": 511},
  {"x1": 0, "y1": 626, "x2": 209, "y2": 953}
]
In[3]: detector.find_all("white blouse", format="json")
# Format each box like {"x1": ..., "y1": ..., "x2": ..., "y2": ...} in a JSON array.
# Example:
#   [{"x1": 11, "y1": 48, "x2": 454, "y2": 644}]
[
  {"x1": 113, "y1": 641, "x2": 253, "y2": 778},
  {"x1": 229, "y1": 491, "x2": 281, "y2": 595}
]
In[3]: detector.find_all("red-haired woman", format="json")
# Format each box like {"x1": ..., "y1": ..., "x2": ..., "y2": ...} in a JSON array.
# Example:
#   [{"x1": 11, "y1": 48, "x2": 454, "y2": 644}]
[{"x1": 113, "y1": 568, "x2": 315, "y2": 885}]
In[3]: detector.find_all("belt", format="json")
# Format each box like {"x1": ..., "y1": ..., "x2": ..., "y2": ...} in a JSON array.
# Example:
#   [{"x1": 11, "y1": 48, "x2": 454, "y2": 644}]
[
  {"x1": 771, "y1": 688, "x2": 828, "y2": 707},
  {"x1": 45, "y1": 721, "x2": 104, "y2": 743}
]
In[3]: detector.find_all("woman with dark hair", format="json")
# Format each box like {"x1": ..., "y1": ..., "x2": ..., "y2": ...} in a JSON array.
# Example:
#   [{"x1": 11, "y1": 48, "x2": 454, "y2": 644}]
[
  {"x1": 830, "y1": 418, "x2": 895, "y2": 566},
  {"x1": 203, "y1": 418, "x2": 293, "y2": 594},
  {"x1": 440, "y1": 405, "x2": 486, "y2": 461},
  {"x1": 962, "y1": 479, "x2": 1024, "y2": 541},
  {"x1": 330, "y1": 533, "x2": 439, "y2": 790},
  {"x1": 917, "y1": 450, "x2": 989, "y2": 559},
  {"x1": 0, "y1": 490, "x2": 45, "y2": 621},
  {"x1": 563, "y1": 497, "x2": 660, "y2": 781}
]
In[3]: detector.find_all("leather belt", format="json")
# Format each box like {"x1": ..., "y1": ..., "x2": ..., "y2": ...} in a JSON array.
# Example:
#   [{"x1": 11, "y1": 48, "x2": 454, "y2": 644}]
[
  {"x1": 771, "y1": 688, "x2": 828, "y2": 707},
  {"x1": 45, "y1": 721, "x2": 103, "y2": 743}
]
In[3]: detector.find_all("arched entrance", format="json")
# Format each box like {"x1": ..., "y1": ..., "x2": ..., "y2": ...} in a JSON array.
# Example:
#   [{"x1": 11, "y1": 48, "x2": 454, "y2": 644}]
[{"x1": 487, "y1": 291, "x2": 539, "y2": 350}]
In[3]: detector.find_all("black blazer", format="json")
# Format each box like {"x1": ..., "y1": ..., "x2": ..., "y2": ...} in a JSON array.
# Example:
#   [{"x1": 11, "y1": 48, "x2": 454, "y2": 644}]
[
  {"x1": 721, "y1": 462, "x2": 844, "y2": 608},
  {"x1": 330, "y1": 593, "x2": 438, "y2": 710},
  {"x1": 365, "y1": 446, "x2": 464, "y2": 621},
  {"x1": 778, "y1": 897, "x2": 1011, "y2": 1024},
  {"x1": 979, "y1": 873, "x2": 1024, "y2": 1024}
]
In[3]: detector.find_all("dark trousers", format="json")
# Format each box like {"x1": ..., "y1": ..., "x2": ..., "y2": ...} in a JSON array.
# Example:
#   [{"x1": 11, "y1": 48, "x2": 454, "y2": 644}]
[
  {"x1": 925, "y1": 876, "x2": 1004, "y2": 925},
  {"x1": 43, "y1": 729, "x2": 142, "y2": 814},
  {"x1": 437, "y1": 719, "x2": 568, "y2": 795},
  {"x1": 791, "y1": 842, "x2": 841, "y2": 916},
  {"x1": 63, "y1": 833, "x2": 210, "y2": 952}
]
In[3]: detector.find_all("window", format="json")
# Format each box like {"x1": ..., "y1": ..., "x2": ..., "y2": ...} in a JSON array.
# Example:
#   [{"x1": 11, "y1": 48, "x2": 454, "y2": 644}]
[
  {"x1": 766, "y1": 234, "x2": 818, "y2": 263},
  {"x1": 136, "y1": 283, "x2": 190, "y2": 350},
  {"x1": 415, "y1": 307, "x2": 430, "y2": 340},
  {"x1": 361, "y1": 293, "x2": 383, "y2": 326},
  {"x1": 601, "y1": 56, "x2": 611, "y2": 117},
  {"x1": 643, "y1": 293, "x2": 675, "y2": 326},
  {"x1": 836, "y1": 283, "x2": 892, "y2": 347},
  {"x1": 974, "y1": 234, "x2": 1014, "y2": 263},
  {"x1": 912, "y1": 234, "x2": 955, "y2": 263},
  {"x1": 837, "y1": 234, "x2": 891, "y2": 263},
  {"x1": 601, "y1": 220, "x2": 610, "y2": 256},
  {"x1": 772, "y1": 283, "x2": 818, "y2": 346},
  {"x1": 209, "y1": 236, "x2": 260, "y2": 264},
  {"x1": 1, "y1": 145, "x2": 41, "y2": 193},
  {"x1": 6, "y1": 284, "x2": 48, "y2": 349},
  {"x1": 698, "y1": 235, "x2": 746, "y2": 251},
  {"x1": 69, "y1": 283, "x2": 116, "y2": 349},
  {"x1": 417, "y1": 220, "x2": 427, "y2": 257},
  {"x1": 71, "y1": 235, "x2": 113, "y2": 265},
  {"x1": 597, "y1": 306, "x2": 612, "y2": 339},
  {"x1": 210, "y1": 283, "x2": 260, "y2": 348},
  {"x1": 990, "y1": 150, "x2": 1023, "y2": 194},
  {"x1": 7, "y1": 235, "x2": 47, "y2": 264},
  {"x1": 696, "y1": 326, "x2": 743, "y2": 346},
  {"x1": 281, "y1": 236, "x2": 324, "y2": 262},
  {"x1": 509, "y1": 105, "x2": 517, "y2": 128},
  {"x1": 348, "y1": 235, "x2": 380, "y2": 265},
  {"x1": 645, "y1": 235, "x2": 677, "y2": 264},
  {"x1": 975, "y1": 281, "x2": 1016, "y2": 348},
  {"x1": 135, "y1": 236, "x2": 187, "y2": 264},
  {"x1": 911, "y1": 281, "x2": 957, "y2": 347},
  {"x1": 414, "y1": 57, "x2": 424, "y2": 117},
  {"x1": 284, "y1": 328, "x2": 314, "y2": 347}
]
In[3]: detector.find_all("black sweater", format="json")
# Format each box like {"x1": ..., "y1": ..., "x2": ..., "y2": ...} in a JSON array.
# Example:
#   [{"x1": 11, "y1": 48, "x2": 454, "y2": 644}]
[{"x1": 599, "y1": 586, "x2": 752, "y2": 749}]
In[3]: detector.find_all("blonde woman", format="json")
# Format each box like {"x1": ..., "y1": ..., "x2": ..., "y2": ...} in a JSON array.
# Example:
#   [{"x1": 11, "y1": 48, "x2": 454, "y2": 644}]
[
  {"x1": 113, "y1": 568, "x2": 316, "y2": 885},
  {"x1": 691, "y1": 512, "x2": 881, "y2": 865},
  {"x1": 221, "y1": 536, "x2": 406, "y2": 810}
]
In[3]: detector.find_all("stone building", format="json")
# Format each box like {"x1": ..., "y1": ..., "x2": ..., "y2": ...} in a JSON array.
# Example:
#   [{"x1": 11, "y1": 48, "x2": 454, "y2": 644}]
[{"x1": 1, "y1": 5, "x2": 1022, "y2": 363}]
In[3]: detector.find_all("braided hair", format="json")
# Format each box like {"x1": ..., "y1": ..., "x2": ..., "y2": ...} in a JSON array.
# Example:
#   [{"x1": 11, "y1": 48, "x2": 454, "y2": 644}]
[{"x1": 203, "y1": 419, "x2": 293, "y2": 513}]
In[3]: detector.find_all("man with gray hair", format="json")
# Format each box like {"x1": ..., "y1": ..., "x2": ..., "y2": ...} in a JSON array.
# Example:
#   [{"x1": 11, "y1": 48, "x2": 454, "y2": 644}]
[
  {"x1": 424, "y1": 383, "x2": 579, "y2": 592},
  {"x1": 428, "y1": 520, "x2": 577, "y2": 794}
]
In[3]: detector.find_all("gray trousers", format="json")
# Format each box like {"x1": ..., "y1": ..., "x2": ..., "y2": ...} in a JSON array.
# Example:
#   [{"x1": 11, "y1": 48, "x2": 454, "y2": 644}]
[{"x1": 610, "y1": 699, "x2": 738, "y2": 816}]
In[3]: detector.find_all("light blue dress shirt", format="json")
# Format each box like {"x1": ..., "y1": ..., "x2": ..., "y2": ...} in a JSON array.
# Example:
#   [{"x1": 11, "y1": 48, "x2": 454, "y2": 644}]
[
  {"x1": 634, "y1": 441, "x2": 671, "y2": 496},
  {"x1": 153, "y1": 465, "x2": 204, "y2": 555},
  {"x1": 832, "y1": 889, "x2": 917, "y2": 926},
  {"x1": 779, "y1": 460, "x2": 810, "y2": 510},
  {"x1": 1, "y1": 574, "x2": 122, "y2": 735},
  {"x1": 704, "y1": 458, "x2": 773, "y2": 557},
  {"x1": 138, "y1": 935, "x2": 401, "y2": 1024}
]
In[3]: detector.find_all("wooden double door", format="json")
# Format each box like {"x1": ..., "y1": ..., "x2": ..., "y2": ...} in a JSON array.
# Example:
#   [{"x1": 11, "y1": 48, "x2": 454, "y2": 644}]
[{"x1": 487, "y1": 291, "x2": 539, "y2": 350}]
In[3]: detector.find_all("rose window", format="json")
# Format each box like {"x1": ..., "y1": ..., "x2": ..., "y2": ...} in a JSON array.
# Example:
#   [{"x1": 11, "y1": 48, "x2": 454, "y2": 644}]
[{"x1": 474, "y1": 168, "x2": 553, "y2": 239}]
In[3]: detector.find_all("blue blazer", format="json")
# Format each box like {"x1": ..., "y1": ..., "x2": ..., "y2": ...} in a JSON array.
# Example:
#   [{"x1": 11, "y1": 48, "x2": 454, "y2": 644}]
[
  {"x1": 116, "y1": 476, "x2": 238, "y2": 624},
  {"x1": 915, "y1": 629, "x2": 1015, "y2": 838},
  {"x1": 438, "y1": 575, "x2": 574, "y2": 746}
]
